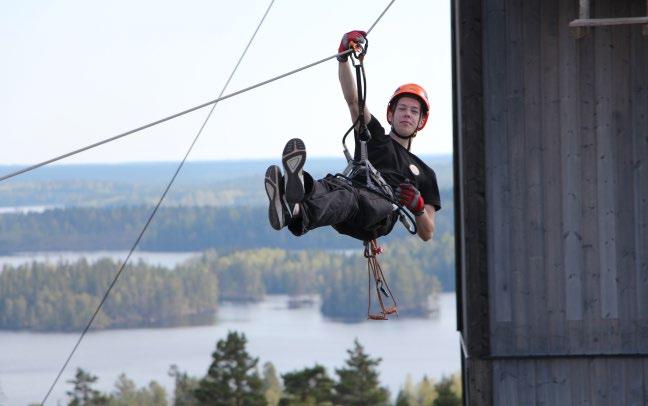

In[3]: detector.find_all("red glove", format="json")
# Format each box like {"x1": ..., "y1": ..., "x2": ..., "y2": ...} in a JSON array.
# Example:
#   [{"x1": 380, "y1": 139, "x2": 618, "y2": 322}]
[
  {"x1": 337, "y1": 30, "x2": 367, "y2": 62},
  {"x1": 396, "y1": 183, "x2": 425, "y2": 216}
]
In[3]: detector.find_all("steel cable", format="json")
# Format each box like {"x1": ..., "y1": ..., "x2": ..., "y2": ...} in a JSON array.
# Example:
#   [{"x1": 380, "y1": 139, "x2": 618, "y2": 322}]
[
  {"x1": 1, "y1": 0, "x2": 396, "y2": 184},
  {"x1": 39, "y1": 1, "x2": 276, "y2": 403},
  {"x1": 38, "y1": 0, "x2": 397, "y2": 403}
]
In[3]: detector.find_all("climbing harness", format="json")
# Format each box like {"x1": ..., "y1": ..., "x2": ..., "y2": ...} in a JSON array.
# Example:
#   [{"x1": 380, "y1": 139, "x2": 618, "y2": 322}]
[
  {"x1": 334, "y1": 39, "x2": 419, "y2": 320},
  {"x1": 335, "y1": 39, "x2": 417, "y2": 236}
]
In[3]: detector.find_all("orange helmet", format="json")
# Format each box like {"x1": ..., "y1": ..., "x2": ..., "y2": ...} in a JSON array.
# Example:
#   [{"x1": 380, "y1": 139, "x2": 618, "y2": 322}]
[{"x1": 386, "y1": 83, "x2": 430, "y2": 131}]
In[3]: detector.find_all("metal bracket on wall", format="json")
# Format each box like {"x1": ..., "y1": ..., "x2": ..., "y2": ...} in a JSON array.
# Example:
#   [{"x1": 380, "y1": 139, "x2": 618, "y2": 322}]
[{"x1": 569, "y1": 0, "x2": 648, "y2": 38}]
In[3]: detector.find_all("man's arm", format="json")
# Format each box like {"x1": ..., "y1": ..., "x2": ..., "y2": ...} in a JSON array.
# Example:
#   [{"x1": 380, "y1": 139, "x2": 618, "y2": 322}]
[
  {"x1": 339, "y1": 60, "x2": 371, "y2": 125},
  {"x1": 415, "y1": 205, "x2": 436, "y2": 241},
  {"x1": 337, "y1": 30, "x2": 371, "y2": 125},
  {"x1": 396, "y1": 183, "x2": 436, "y2": 241}
]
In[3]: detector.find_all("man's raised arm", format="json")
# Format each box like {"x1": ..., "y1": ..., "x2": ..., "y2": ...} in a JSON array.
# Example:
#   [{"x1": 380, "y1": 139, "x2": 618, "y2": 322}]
[{"x1": 337, "y1": 30, "x2": 371, "y2": 125}]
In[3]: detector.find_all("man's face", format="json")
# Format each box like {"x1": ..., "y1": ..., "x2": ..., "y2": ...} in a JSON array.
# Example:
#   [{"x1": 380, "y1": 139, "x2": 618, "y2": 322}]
[{"x1": 388, "y1": 96, "x2": 423, "y2": 135}]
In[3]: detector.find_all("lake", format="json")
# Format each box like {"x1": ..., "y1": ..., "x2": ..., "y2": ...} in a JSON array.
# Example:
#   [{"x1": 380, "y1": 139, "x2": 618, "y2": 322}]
[
  {"x1": 0, "y1": 250, "x2": 199, "y2": 271},
  {"x1": 0, "y1": 293, "x2": 460, "y2": 405},
  {"x1": 0, "y1": 205, "x2": 61, "y2": 214}
]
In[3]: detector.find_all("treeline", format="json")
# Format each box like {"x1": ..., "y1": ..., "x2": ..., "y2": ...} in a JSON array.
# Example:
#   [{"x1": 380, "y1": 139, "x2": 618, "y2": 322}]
[
  {"x1": 0, "y1": 157, "x2": 452, "y2": 208},
  {"x1": 0, "y1": 201, "x2": 454, "y2": 254},
  {"x1": 0, "y1": 238, "x2": 451, "y2": 330},
  {"x1": 60, "y1": 332, "x2": 461, "y2": 406},
  {"x1": 0, "y1": 258, "x2": 218, "y2": 331},
  {"x1": 0, "y1": 178, "x2": 269, "y2": 209}
]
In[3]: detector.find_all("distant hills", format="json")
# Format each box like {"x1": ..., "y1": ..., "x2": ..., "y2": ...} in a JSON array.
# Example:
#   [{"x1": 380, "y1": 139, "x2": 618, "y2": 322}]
[
  {"x1": 0, "y1": 156, "x2": 453, "y2": 208},
  {"x1": 0, "y1": 155, "x2": 451, "y2": 184}
]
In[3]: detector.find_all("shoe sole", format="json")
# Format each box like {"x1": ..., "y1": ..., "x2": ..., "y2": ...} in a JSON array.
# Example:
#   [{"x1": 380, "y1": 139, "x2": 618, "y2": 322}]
[
  {"x1": 264, "y1": 165, "x2": 284, "y2": 230},
  {"x1": 282, "y1": 138, "x2": 306, "y2": 205}
]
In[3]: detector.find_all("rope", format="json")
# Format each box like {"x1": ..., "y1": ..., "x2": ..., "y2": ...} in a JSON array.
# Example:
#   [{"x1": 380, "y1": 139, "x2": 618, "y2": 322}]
[
  {"x1": 0, "y1": 0, "x2": 397, "y2": 184},
  {"x1": 39, "y1": 1, "x2": 276, "y2": 403},
  {"x1": 364, "y1": 240, "x2": 398, "y2": 320}
]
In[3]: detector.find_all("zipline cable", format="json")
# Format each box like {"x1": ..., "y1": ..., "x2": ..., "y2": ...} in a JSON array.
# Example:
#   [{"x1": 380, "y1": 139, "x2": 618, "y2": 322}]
[
  {"x1": 0, "y1": 52, "x2": 343, "y2": 183},
  {"x1": 367, "y1": 0, "x2": 395, "y2": 35},
  {"x1": 39, "y1": 1, "x2": 277, "y2": 403},
  {"x1": 0, "y1": 0, "x2": 396, "y2": 184},
  {"x1": 40, "y1": 0, "x2": 397, "y2": 403}
]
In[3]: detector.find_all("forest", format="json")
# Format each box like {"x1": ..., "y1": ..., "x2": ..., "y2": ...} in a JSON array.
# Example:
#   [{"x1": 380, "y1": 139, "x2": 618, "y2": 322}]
[
  {"x1": 0, "y1": 235, "x2": 453, "y2": 331},
  {"x1": 1, "y1": 158, "x2": 455, "y2": 328},
  {"x1": 0, "y1": 195, "x2": 453, "y2": 254},
  {"x1": 59, "y1": 331, "x2": 462, "y2": 406},
  {"x1": 0, "y1": 158, "x2": 452, "y2": 208}
]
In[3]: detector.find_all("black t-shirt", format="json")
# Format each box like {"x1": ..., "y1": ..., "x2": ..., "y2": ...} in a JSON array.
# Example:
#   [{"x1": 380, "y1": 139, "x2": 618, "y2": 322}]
[{"x1": 354, "y1": 115, "x2": 442, "y2": 211}]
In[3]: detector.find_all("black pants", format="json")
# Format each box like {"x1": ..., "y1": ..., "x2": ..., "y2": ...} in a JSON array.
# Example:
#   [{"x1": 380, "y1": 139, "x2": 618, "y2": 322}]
[{"x1": 287, "y1": 174, "x2": 397, "y2": 242}]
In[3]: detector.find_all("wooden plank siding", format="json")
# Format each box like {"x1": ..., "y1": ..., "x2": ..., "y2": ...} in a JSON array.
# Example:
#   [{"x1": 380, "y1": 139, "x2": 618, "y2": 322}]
[
  {"x1": 485, "y1": 0, "x2": 512, "y2": 338},
  {"x1": 455, "y1": 0, "x2": 648, "y2": 403},
  {"x1": 593, "y1": 0, "x2": 619, "y2": 326},
  {"x1": 540, "y1": 0, "x2": 566, "y2": 354},
  {"x1": 479, "y1": 0, "x2": 648, "y2": 357},
  {"x1": 522, "y1": 0, "x2": 548, "y2": 355},
  {"x1": 453, "y1": 0, "x2": 492, "y2": 401},
  {"x1": 632, "y1": 0, "x2": 648, "y2": 327},
  {"x1": 505, "y1": 0, "x2": 529, "y2": 355},
  {"x1": 613, "y1": 0, "x2": 639, "y2": 354},
  {"x1": 491, "y1": 358, "x2": 647, "y2": 405},
  {"x1": 578, "y1": 8, "x2": 603, "y2": 354}
]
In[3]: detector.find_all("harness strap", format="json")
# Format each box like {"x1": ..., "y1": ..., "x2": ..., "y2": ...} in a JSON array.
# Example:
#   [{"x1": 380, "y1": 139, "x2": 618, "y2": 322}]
[{"x1": 338, "y1": 53, "x2": 417, "y2": 235}]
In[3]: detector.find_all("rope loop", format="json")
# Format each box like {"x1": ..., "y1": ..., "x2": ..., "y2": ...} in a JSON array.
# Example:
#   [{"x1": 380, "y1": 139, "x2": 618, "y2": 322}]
[{"x1": 365, "y1": 239, "x2": 398, "y2": 320}]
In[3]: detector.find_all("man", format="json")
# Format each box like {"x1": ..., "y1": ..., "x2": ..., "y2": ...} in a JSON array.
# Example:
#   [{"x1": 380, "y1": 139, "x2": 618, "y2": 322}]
[{"x1": 264, "y1": 30, "x2": 441, "y2": 242}]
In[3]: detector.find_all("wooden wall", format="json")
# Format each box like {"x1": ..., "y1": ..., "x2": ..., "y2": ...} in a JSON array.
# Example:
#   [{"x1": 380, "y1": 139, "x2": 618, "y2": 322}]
[
  {"x1": 454, "y1": 0, "x2": 648, "y2": 404},
  {"x1": 484, "y1": 0, "x2": 648, "y2": 358},
  {"x1": 492, "y1": 357, "x2": 648, "y2": 405}
]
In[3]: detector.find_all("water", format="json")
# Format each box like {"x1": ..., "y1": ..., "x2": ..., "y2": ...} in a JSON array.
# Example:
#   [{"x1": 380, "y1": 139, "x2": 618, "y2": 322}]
[
  {"x1": 0, "y1": 205, "x2": 60, "y2": 214},
  {"x1": 0, "y1": 294, "x2": 460, "y2": 405},
  {"x1": 0, "y1": 251, "x2": 199, "y2": 271}
]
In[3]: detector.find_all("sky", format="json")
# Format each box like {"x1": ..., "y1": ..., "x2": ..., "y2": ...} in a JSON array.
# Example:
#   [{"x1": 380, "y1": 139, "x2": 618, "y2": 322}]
[{"x1": 0, "y1": 0, "x2": 452, "y2": 165}]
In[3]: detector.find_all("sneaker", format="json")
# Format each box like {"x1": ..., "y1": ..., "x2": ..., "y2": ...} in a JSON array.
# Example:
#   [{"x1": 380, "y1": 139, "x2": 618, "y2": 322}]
[
  {"x1": 282, "y1": 138, "x2": 307, "y2": 205},
  {"x1": 264, "y1": 165, "x2": 290, "y2": 230}
]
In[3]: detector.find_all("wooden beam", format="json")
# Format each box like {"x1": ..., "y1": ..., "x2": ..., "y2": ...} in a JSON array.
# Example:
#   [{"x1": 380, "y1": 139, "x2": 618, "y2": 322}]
[
  {"x1": 569, "y1": 16, "x2": 648, "y2": 27},
  {"x1": 571, "y1": 0, "x2": 648, "y2": 38}
]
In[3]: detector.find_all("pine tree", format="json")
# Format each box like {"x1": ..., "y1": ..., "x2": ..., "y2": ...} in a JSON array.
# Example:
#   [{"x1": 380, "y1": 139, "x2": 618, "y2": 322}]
[
  {"x1": 334, "y1": 339, "x2": 390, "y2": 406},
  {"x1": 432, "y1": 376, "x2": 461, "y2": 406},
  {"x1": 66, "y1": 368, "x2": 109, "y2": 405},
  {"x1": 395, "y1": 390, "x2": 411, "y2": 406},
  {"x1": 279, "y1": 364, "x2": 335, "y2": 405},
  {"x1": 193, "y1": 331, "x2": 265, "y2": 405}
]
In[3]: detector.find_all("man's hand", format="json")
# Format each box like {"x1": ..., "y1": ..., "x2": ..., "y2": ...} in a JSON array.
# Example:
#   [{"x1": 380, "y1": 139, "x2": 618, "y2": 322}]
[
  {"x1": 396, "y1": 183, "x2": 425, "y2": 216},
  {"x1": 337, "y1": 30, "x2": 367, "y2": 62}
]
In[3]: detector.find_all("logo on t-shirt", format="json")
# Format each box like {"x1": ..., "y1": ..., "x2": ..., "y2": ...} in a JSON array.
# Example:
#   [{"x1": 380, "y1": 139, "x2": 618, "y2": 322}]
[{"x1": 409, "y1": 164, "x2": 420, "y2": 176}]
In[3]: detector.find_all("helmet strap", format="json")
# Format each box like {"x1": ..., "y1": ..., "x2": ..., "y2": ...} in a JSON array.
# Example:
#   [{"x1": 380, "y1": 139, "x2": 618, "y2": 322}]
[{"x1": 391, "y1": 126, "x2": 417, "y2": 151}]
